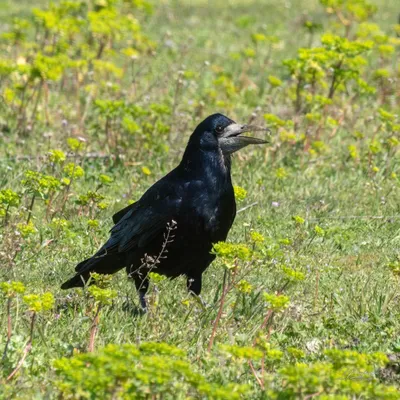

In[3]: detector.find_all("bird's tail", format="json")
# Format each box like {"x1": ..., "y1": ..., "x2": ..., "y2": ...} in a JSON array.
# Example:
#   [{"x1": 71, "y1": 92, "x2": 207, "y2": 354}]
[
  {"x1": 61, "y1": 253, "x2": 126, "y2": 289},
  {"x1": 61, "y1": 274, "x2": 88, "y2": 289}
]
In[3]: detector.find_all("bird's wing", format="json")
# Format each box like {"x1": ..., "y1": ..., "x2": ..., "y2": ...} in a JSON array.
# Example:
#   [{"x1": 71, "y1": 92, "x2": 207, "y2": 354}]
[
  {"x1": 111, "y1": 199, "x2": 179, "y2": 253},
  {"x1": 73, "y1": 193, "x2": 181, "y2": 275},
  {"x1": 112, "y1": 202, "x2": 138, "y2": 224},
  {"x1": 99, "y1": 175, "x2": 183, "y2": 256}
]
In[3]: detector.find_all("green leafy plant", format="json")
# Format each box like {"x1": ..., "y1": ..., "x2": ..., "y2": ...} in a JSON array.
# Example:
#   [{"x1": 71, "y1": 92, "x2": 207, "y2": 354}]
[
  {"x1": 0, "y1": 281, "x2": 26, "y2": 364},
  {"x1": 5, "y1": 290, "x2": 54, "y2": 381},
  {"x1": 0, "y1": 189, "x2": 20, "y2": 225},
  {"x1": 320, "y1": 0, "x2": 377, "y2": 37},
  {"x1": 266, "y1": 349, "x2": 396, "y2": 399},
  {"x1": 54, "y1": 342, "x2": 250, "y2": 399}
]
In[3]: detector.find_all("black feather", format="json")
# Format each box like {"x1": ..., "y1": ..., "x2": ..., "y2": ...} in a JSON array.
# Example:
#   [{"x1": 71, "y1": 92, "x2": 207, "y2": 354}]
[{"x1": 61, "y1": 114, "x2": 261, "y2": 308}]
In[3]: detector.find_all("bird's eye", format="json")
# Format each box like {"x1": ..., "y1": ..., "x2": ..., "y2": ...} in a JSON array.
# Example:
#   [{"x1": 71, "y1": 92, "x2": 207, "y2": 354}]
[{"x1": 215, "y1": 125, "x2": 224, "y2": 134}]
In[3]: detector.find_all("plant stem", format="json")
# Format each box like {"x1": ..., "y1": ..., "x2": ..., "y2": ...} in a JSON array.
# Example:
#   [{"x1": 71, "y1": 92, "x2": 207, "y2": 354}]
[
  {"x1": 96, "y1": 37, "x2": 107, "y2": 59},
  {"x1": 29, "y1": 80, "x2": 43, "y2": 132},
  {"x1": 314, "y1": 269, "x2": 320, "y2": 311},
  {"x1": 207, "y1": 268, "x2": 229, "y2": 352},
  {"x1": 4, "y1": 204, "x2": 10, "y2": 226},
  {"x1": 1, "y1": 297, "x2": 12, "y2": 362},
  {"x1": 328, "y1": 60, "x2": 342, "y2": 99},
  {"x1": 295, "y1": 77, "x2": 303, "y2": 113},
  {"x1": 88, "y1": 304, "x2": 102, "y2": 352},
  {"x1": 248, "y1": 360, "x2": 264, "y2": 389},
  {"x1": 45, "y1": 192, "x2": 55, "y2": 221},
  {"x1": 26, "y1": 195, "x2": 36, "y2": 224},
  {"x1": 7, "y1": 311, "x2": 36, "y2": 381},
  {"x1": 252, "y1": 308, "x2": 274, "y2": 349}
]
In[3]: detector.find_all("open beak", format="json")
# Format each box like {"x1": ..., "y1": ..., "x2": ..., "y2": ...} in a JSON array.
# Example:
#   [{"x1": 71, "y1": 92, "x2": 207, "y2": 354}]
[{"x1": 218, "y1": 123, "x2": 270, "y2": 155}]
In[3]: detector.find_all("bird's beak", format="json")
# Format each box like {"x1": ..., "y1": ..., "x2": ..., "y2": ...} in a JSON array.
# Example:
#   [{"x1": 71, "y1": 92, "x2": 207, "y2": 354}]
[{"x1": 218, "y1": 123, "x2": 270, "y2": 155}]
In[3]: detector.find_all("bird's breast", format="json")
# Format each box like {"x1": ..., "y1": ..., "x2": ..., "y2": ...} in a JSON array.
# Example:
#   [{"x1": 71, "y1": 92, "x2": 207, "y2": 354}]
[{"x1": 195, "y1": 185, "x2": 236, "y2": 243}]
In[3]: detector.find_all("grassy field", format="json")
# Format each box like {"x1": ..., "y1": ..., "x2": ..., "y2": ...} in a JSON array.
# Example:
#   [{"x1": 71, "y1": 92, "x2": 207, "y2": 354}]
[{"x1": 1, "y1": 0, "x2": 400, "y2": 398}]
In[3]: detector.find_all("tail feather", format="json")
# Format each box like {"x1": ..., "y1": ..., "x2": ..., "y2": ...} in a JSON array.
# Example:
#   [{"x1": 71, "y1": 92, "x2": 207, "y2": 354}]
[
  {"x1": 75, "y1": 257, "x2": 91, "y2": 272},
  {"x1": 61, "y1": 253, "x2": 126, "y2": 290},
  {"x1": 61, "y1": 273, "x2": 88, "y2": 289}
]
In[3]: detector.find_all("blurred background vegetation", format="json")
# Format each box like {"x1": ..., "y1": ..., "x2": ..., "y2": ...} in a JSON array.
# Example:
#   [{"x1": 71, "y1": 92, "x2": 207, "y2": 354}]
[{"x1": 0, "y1": 0, "x2": 400, "y2": 398}]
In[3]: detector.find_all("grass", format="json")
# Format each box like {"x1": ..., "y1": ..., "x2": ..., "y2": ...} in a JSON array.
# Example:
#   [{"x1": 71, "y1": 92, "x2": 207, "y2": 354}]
[{"x1": 0, "y1": 0, "x2": 400, "y2": 398}]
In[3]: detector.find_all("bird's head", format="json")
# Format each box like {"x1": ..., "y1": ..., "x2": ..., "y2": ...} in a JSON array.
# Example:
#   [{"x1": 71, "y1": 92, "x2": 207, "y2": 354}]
[{"x1": 192, "y1": 113, "x2": 269, "y2": 155}]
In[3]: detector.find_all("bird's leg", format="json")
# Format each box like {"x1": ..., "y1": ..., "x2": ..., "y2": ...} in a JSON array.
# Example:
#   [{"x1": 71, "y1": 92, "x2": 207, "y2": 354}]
[
  {"x1": 187, "y1": 275, "x2": 208, "y2": 309},
  {"x1": 139, "y1": 292, "x2": 147, "y2": 311},
  {"x1": 134, "y1": 276, "x2": 149, "y2": 312}
]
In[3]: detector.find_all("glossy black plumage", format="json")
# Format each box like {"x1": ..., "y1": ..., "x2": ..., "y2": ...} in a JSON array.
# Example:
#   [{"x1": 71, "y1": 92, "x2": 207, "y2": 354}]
[{"x1": 61, "y1": 113, "x2": 267, "y2": 308}]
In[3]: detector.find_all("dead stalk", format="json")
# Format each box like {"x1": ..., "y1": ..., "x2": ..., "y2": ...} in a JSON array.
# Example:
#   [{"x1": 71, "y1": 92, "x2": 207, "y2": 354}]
[{"x1": 248, "y1": 360, "x2": 264, "y2": 389}]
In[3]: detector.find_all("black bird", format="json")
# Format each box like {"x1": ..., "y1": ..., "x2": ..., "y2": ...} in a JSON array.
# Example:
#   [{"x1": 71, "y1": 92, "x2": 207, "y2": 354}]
[{"x1": 61, "y1": 114, "x2": 268, "y2": 309}]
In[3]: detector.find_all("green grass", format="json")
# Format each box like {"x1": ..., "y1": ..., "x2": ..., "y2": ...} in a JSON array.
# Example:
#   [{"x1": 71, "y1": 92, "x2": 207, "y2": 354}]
[{"x1": 1, "y1": 0, "x2": 400, "y2": 398}]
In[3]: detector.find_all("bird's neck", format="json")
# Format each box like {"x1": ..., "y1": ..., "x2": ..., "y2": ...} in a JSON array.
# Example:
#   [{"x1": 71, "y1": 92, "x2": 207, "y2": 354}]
[{"x1": 180, "y1": 145, "x2": 232, "y2": 184}]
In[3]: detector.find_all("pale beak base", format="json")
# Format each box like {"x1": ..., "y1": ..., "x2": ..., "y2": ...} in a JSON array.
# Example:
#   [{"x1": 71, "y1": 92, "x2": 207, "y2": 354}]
[{"x1": 218, "y1": 123, "x2": 270, "y2": 155}]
